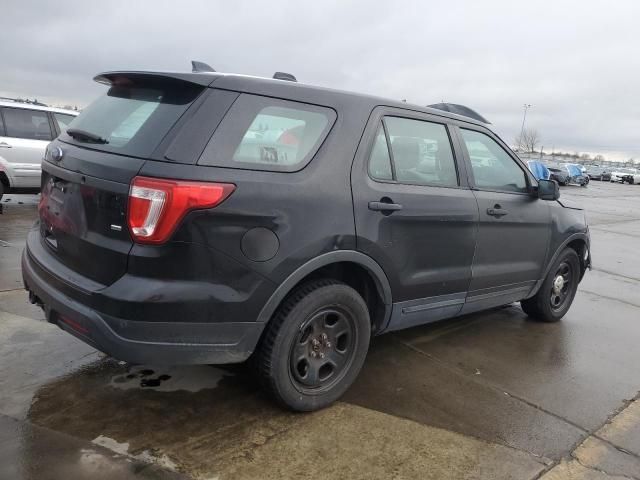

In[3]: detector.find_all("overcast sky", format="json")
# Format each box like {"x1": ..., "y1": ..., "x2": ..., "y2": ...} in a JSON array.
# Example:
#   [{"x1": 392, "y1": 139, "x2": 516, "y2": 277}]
[{"x1": 1, "y1": 0, "x2": 638, "y2": 161}]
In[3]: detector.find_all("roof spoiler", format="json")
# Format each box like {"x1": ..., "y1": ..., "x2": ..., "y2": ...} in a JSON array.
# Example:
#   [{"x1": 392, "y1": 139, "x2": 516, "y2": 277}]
[
  {"x1": 273, "y1": 72, "x2": 297, "y2": 82},
  {"x1": 427, "y1": 103, "x2": 490, "y2": 124}
]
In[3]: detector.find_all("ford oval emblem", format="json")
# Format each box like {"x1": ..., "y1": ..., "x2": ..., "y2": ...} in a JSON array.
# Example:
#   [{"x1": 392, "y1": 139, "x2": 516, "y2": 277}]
[{"x1": 51, "y1": 146, "x2": 64, "y2": 162}]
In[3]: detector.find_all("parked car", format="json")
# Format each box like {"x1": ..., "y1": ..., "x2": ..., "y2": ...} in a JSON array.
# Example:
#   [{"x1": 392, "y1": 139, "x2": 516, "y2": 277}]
[
  {"x1": 610, "y1": 168, "x2": 639, "y2": 183},
  {"x1": 617, "y1": 169, "x2": 640, "y2": 184},
  {"x1": 0, "y1": 99, "x2": 78, "y2": 200},
  {"x1": 565, "y1": 164, "x2": 589, "y2": 186},
  {"x1": 526, "y1": 160, "x2": 551, "y2": 180},
  {"x1": 548, "y1": 167, "x2": 571, "y2": 186},
  {"x1": 585, "y1": 166, "x2": 608, "y2": 181},
  {"x1": 22, "y1": 64, "x2": 591, "y2": 411}
]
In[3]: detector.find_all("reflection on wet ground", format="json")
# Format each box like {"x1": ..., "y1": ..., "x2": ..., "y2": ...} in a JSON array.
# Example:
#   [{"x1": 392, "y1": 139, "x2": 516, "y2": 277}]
[{"x1": 2, "y1": 183, "x2": 640, "y2": 479}]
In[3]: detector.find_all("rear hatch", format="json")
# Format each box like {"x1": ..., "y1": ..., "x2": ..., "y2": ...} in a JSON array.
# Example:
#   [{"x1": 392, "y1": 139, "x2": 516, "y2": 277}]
[{"x1": 38, "y1": 75, "x2": 206, "y2": 286}]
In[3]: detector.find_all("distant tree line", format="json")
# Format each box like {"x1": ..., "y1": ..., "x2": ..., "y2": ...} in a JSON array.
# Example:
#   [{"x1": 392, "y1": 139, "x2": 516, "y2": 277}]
[{"x1": 513, "y1": 128, "x2": 635, "y2": 165}]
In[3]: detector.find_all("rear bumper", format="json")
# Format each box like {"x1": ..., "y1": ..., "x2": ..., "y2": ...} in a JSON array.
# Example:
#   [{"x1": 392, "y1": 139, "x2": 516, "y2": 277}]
[{"x1": 21, "y1": 242, "x2": 266, "y2": 365}]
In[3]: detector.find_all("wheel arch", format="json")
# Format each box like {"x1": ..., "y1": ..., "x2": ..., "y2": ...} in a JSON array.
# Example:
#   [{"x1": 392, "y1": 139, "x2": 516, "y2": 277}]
[
  {"x1": 256, "y1": 251, "x2": 393, "y2": 334},
  {"x1": 526, "y1": 233, "x2": 590, "y2": 299}
]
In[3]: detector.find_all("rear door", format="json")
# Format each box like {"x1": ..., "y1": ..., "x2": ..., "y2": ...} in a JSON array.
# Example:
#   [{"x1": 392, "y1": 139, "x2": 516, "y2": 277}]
[
  {"x1": 455, "y1": 127, "x2": 550, "y2": 314},
  {"x1": 0, "y1": 106, "x2": 53, "y2": 188},
  {"x1": 37, "y1": 77, "x2": 207, "y2": 285},
  {"x1": 351, "y1": 108, "x2": 478, "y2": 331}
]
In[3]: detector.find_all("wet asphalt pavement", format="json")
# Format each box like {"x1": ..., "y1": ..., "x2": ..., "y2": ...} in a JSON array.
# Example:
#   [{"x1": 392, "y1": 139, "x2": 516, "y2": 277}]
[{"x1": 1, "y1": 181, "x2": 640, "y2": 479}]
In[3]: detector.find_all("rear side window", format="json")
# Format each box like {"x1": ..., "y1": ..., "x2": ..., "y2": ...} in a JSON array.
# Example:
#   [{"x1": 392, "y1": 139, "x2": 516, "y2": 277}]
[
  {"x1": 368, "y1": 125, "x2": 393, "y2": 180},
  {"x1": 368, "y1": 116, "x2": 458, "y2": 187},
  {"x1": 1, "y1": 107, "x2": 53, "y2": 141},
  {"x1": 53, "y1": 112, "x2": 76, "y2": 132},
  {"x1": 60, "y1": 83, "x2": 203, "y2": 158},
  {"x1": 199, "y1": 94, "x2": 336, "y2": 172}
]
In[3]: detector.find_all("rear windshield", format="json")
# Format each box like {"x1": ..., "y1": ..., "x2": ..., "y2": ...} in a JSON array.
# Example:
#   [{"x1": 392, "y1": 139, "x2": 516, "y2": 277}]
[
  {"x1": 198, "y1": 94, "x2": 336, "y2": 172},
  {"x1": 60, "y1": 83, "x2": 202, "y2": 157}
]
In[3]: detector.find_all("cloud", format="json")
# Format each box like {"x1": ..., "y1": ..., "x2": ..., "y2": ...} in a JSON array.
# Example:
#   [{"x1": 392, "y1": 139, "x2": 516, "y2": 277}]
[{"x1": 1, "y1": 0, "x2": 638, "y2": 160}]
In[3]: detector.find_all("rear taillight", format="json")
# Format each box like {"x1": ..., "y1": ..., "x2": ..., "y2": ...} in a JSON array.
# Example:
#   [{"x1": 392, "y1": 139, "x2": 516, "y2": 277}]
[{"x1": 128, "y1": 176, "x2": 235, "y2": 244}]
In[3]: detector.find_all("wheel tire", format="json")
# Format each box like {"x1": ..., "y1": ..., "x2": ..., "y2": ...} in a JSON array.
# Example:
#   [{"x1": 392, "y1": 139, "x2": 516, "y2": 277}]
[
  {"x1": 0, "y1": 181, "x2": 5, "y2": 202},
  {"x1": 521, "y1": 248, "x2": 580, "y2": 322},
  {"x1": 256, "y1": 279, "x2": 371, "y2": 411}
]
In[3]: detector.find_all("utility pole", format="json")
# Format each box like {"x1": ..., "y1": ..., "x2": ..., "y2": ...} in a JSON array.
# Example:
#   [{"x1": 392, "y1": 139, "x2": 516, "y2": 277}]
[{"x1": 519, "y1": 104, "x2": 532, "y2": 151}]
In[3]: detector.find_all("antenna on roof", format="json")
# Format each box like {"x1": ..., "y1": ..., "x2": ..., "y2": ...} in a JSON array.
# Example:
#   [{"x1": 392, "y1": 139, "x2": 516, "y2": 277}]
[
  {"x1": 273, "y1": 72, "x2": 297, "y2": 82},
  {"x1": 191, "y1": 60, "x2": 215, "y2": 73},
  {"x1": 427, "y1": 103, "x2": 491, "y2": 124}
]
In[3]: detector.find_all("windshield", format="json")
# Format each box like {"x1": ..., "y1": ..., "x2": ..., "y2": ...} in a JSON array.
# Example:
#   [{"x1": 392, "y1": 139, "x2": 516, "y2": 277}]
[{"x1": 61, "y1": 82, "x2": 202, "y2": 157}]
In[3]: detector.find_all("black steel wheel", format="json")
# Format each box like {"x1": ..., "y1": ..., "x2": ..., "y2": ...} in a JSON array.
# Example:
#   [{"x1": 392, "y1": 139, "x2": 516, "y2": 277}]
[
  {"x1": 549, "y1": 261, "x2": 574, "y2": 312},
  {"x1": 256, "y1": 279, "x2": 370, "y2": 411},
  {"x1": 289, "y1": 307, "x2": 357, "y2": 392},
  {"x1": 521, "y1": 248, "x2": 581, "y2": 322}
]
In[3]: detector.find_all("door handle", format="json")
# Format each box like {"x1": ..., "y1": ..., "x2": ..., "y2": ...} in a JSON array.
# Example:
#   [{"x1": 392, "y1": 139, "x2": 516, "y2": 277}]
[
  {"x1": 369, "y1": 200, "x2": 403, "y2": 213},
  {"x1": 0, "y1": 142, "x2": 12, "y2": 148},
  {"x1": 487, "y1": 205, "x2": 508, "y2": 217}
]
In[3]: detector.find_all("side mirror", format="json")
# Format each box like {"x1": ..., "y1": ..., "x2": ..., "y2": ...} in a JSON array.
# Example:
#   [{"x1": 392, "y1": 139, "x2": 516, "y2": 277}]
[{"x1": 537, "y1": 179, "x2": 560, "y2": 200}]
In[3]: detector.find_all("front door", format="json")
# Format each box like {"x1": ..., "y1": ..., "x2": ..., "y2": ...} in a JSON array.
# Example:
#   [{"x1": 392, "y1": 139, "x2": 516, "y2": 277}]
[
  {"x1": 351, "y1": 109, "x2": 478, "y2": 332},
  {"x1": 456, "y1": 127, "x2": 551, "y2": 314}
]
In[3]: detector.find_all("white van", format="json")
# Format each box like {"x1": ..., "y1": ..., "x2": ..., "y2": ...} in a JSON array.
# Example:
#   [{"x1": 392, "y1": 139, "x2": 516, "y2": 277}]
[{"x1": 0, "y1": 99, "x2": 78, "y2": 199}]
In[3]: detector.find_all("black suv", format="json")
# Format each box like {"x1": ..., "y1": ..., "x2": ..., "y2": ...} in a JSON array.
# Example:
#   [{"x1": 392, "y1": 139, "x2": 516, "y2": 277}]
[{"x1": 22, "y1": 66, "x2": 591, "y2": 411}]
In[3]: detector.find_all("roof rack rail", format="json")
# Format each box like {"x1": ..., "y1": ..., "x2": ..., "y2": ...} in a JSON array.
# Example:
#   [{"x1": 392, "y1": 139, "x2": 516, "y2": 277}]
[
  {"x1": 273, "y1": 72, "x2": 297, "y2": 82},
  {"x1": 427, "y1": 103, "x2": 490, "y2": 124},
  {"x1": 191, "y1": 60, "x2": 215, "y2": 73},
  {"x1": 0, "y1": 96, "x2": 48, "y2": 107}
]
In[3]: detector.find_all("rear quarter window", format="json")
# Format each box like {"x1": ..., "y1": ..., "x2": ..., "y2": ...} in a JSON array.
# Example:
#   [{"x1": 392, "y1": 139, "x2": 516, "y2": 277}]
[{"x1": 198, "y1": 94, "x2": 336, "y2": 172}]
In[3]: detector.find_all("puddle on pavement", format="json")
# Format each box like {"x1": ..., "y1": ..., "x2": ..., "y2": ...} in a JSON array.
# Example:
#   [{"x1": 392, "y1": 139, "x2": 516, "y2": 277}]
[
  {"x1": 109, "y1": 364, "x2": 228, "y2": 392},
  {"x1": 26, "y1": 356, "x2": 296, "y2": 475}
]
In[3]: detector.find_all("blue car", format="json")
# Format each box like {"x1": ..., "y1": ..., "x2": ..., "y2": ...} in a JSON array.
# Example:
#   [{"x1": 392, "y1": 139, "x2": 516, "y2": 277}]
[
  {"x1": 527, "y1": 160, "x2": 551, "y2": 181},
  {"x1": 565, "y1": 164, "x2": 589, "y2": 186}
]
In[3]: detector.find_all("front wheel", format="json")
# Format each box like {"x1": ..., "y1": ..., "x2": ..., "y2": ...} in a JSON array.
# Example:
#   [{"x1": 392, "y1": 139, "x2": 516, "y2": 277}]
[
  {"x1": 256, "y1": 280, "x2": 371, "y2": 411},
  {"x1": 521, "y1": 248, "x2": 580, "y2": 322}
]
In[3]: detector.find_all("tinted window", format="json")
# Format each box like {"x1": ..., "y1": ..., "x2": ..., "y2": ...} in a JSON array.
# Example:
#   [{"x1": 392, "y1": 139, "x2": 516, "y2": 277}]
[
  {"x1": 1, "y1": 108, "x2": 52, "y2": 141},
  {"x1": 368, "y1": 125, "x2": 393, "y2": 180},
  {"x1": 61, "y1": 84, "x2": 203, "y2": 157},
  {"x1": 199, "y1": 94, "x2": 335, "y2": 172},
  {"x1": 461, "y1": 129, "x2": 528, "y2": 193},
  {"x1": 53, "y1": 113, "x2": 76, "y2": 132},
  {"x1": 382, "y1": 117, "x2": 458, "y2": 186}
]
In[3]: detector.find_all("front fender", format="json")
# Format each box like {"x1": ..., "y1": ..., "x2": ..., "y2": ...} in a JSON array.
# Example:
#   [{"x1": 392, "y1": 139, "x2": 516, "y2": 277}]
[{"x1": 526, "y1": 231, "x2": 590, "y2": 299}]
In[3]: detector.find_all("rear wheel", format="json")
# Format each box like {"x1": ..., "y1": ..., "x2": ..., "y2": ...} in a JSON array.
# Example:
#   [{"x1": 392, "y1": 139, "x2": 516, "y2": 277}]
[
  {"x1": 521, "y1": 248, "x2": 580, "y2": 322},
  {"x1": 0, "y1": 182, "x2": 5, "y2": 202},
  {"x1": 256, "y1": 279, "x2": 371, "y2": 411}
]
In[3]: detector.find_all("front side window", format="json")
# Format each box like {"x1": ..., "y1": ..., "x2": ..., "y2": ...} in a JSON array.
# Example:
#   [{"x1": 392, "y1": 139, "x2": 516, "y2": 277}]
[
  {"x1": 1, "y1": 108, "x2": 52, "y2": 141},
  {"x1": 461, "y1": 129, "x2": 528, "y2": 193},
  {"x1": 199, "y1": 94, "x2": 336, "y2": 172},
  {"x1": 368, "y1": 116, "x2": 458, "y2": 187}
]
